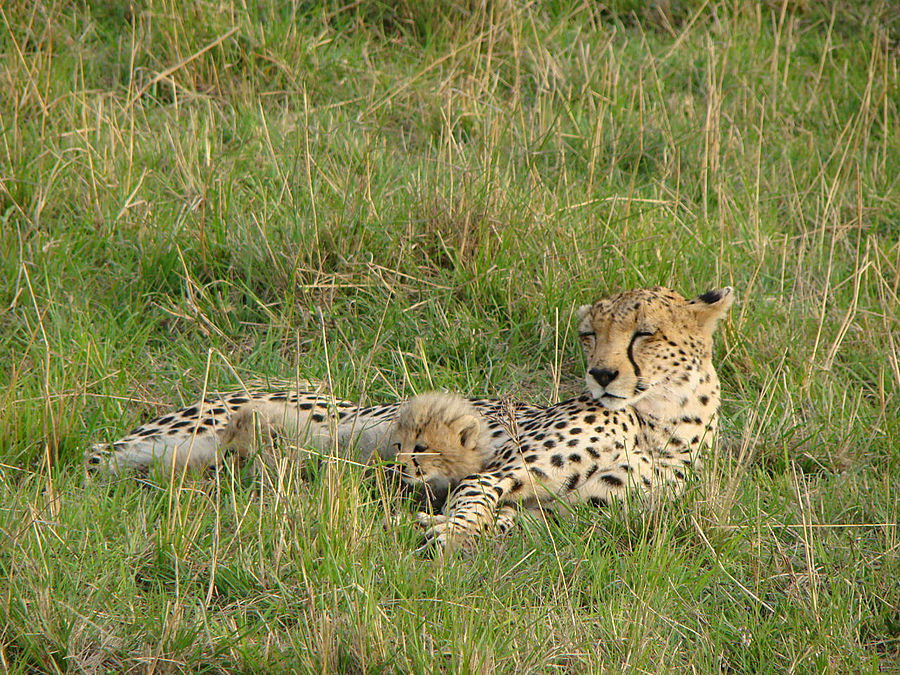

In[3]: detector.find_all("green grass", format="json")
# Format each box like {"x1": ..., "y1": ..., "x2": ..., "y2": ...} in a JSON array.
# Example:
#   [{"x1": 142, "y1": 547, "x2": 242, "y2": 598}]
[{"x1": 1, "y1": 0, "x2": 899, "y2": 671}]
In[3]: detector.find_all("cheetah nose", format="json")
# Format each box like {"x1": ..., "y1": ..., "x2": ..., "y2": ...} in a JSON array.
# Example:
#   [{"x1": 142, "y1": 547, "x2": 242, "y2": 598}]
[{"x1": 589, "y1": 367, "x2": 618, "y2": 388}]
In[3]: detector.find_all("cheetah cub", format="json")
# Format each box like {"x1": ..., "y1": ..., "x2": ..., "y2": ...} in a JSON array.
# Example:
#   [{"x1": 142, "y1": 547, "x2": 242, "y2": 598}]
[
  {"x1": 392, "y1": 391, "x2": 517, "y2": 542},
  {"x1": 392, "y1": 392, "x2": 492, "y2": 488}
]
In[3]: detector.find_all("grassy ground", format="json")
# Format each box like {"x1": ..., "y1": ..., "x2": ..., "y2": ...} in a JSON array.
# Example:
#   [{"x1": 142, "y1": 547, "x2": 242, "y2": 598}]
[{"x1": 1, "y1": 0, "x2": 899, "y2": 672}]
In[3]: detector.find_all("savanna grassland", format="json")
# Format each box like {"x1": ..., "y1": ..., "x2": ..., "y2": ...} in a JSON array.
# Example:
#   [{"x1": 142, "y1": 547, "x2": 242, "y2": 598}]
[{"x1": 1, "y1": 1, "x2": 898, "y2": 672}]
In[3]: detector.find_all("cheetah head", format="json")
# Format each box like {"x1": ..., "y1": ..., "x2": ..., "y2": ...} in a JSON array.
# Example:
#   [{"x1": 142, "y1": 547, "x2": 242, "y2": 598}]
[
  {"x1": 576, "y1": 286, "x2": 734, "y2": 411},
  {"x1": 391, "y1": 392, "x2": 493, "y2": 491}
]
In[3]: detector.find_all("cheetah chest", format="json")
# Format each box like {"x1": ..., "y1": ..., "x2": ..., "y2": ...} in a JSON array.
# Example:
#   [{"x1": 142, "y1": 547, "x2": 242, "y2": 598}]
[{"x1": 484, "y1": 396, "x2": 653, "y2": 505}]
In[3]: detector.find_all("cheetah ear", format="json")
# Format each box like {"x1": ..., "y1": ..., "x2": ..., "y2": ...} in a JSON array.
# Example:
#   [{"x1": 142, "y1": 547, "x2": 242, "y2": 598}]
[
  {"x1": 576, "y1": 304, "x2": 592, "y2": 322},
  {"x1": 689, "y1": 287, "x2": 734, "y2": 329},
  {"x1": 449, "y1": 415, "x2": 481, "y2": 451}
]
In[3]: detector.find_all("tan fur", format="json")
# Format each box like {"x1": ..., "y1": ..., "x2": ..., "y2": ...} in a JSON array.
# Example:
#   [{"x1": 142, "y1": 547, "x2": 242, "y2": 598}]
[
  {"x1": 392, "y1": 392, "x2": 493, "y2": 487},
  {"x1": 85, "y1": 390, "x2": 402, "y2": 476},
  {"x1": 418, "y1": 286, "x2": 734, "y2": 551},
  {"x1": 85, "y1": 286, "x2": 734, "y2": 556},
  {"x1": 575, "y1": 286, "x2": 733, "y2": 418}
]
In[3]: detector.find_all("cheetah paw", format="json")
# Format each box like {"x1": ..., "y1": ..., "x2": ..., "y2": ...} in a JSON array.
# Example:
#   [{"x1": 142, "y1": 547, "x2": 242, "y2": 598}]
[{"x1": 415, "y1": 512, "x2": 476, "y2": 554}]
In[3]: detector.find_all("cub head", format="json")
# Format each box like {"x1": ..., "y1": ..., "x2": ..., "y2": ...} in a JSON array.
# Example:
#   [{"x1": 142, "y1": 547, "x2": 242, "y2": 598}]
[
  {"x1": 392, "y1": 392, "x2": 492, "y2": 491},
  {"x1": 576, "y1": 286, "x2": 734, "y2": 410}
]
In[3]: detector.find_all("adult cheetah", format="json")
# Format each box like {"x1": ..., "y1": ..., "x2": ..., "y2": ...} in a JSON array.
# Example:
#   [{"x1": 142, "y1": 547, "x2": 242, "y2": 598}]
[{"x1": 86, "y1": 286, "x2": 733, "y2": 550}]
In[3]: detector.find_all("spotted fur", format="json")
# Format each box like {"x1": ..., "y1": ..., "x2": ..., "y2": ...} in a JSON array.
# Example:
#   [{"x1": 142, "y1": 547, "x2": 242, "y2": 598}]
[
  {"x1": 85, "y1": 388, "x2": 403, "y2": 475},
  {"x1": 85, "y1": 286, "x2": 733, "y2": 553},
  {"x1": 410, "y1": 286, "x2": 734, "y2": 550}
]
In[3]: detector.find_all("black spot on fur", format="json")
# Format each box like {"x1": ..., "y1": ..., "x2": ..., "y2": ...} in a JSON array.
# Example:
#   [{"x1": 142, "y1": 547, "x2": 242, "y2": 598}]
[
  {"x1": 697, "y1": 289, "x2": 722, "y2": 304},
  {"x1": 585, "y1": 447, "x2": 600, "y2": 459},
  {"x1": 564, "y1": 473, "x2": 580, "y2": 491},
  {"x1": 589, "y1": 496, "x2": 608, "y2": 508},
  {"x1": 182, "y1": 406, "x2": 198, "y2": 417},
  {"x1": 543, "y1": 439, "x2": 557, "y2": 449},
  {"x1": 550, "y1": 454, "x2": 564, "y2": 468},
  {"x1": 600, "y1": 474, "x2": 623, "y2": 487},
  {"x1": 311, "y1": 413, "x2": 325, "y2": 423},
  {"x1": 568, "y1": 453, "x2": 582, "y2": 463}
]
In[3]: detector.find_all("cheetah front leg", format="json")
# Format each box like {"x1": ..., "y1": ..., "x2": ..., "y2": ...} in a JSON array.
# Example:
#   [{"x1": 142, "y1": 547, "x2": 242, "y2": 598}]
[{"x1": 416, "y1": 473, "x2": 517, "y2": 552}]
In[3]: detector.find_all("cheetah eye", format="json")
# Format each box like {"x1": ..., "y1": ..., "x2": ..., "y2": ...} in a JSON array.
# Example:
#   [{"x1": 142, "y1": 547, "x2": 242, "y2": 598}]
[
  {"x1": 579, "y1": 332, "x2": 596, "y2": 347},
  {"x1": 633, "y1": 329, "x2": 655, "y2": 339},
  {"x1": 414, "y1": 444, "x2": 427, "y2": 454}
]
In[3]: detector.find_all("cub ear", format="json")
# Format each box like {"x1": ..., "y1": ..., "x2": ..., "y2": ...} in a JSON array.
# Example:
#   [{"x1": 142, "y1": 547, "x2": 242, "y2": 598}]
[
  {"x1": 449, "y1": 415, "x2": 481, "y2": 451},
  {"x1": 689, "y1": 287, "x2": 734, "y2": 329}
]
